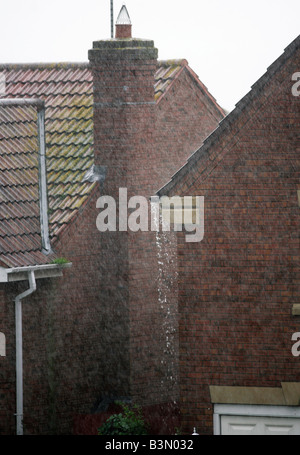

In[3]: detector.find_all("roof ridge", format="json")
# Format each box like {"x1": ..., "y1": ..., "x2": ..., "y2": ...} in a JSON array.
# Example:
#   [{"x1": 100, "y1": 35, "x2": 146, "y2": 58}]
[
  {"x1": 235, "y1": 33, "x2": 300, "y2": 112},
  {"x1": 157, "y1": 59, "x2": 188, "y2": 68},
  {"x1": 0, "y1": 62, "x2": 90, "y2": 70},
  {"x1": 0, "y1": 59, "x2": 189, "y2": 70}
]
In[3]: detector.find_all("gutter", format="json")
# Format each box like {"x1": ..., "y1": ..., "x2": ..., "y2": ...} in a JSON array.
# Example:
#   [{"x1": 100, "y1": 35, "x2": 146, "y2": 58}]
[{"x1": 0, "y1": 262, "x2": 72, "y2": 283}]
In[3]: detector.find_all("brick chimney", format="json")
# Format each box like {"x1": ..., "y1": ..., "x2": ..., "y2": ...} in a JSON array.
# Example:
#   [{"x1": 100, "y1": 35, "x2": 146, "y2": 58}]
[
  {"x1": 88, "y1": 5, "x2": 158, "y2": 196},
  {"x1": 88, "y1": 6, "x2": 163, "y2": 402}
]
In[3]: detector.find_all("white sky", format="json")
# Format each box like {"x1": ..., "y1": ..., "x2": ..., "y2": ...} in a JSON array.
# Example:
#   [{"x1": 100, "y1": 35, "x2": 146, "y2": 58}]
[{"x1": 0, "y1": 0, "x2": 299, "y2": 111}]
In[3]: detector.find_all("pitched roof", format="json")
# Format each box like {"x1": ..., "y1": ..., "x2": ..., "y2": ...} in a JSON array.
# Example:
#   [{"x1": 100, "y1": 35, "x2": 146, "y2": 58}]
[
  {"x1": 0, "y1": 63, "x2": 94, "y2": 268},
  {"x1": 157, "y1": 34, "x2": 300, "y2": 197},
  {"x1": 155, "y1": 60, "x2": 186, "y2": 101},
  {"x1": 155, "y1": 60, "x2": 224, "y2": 116},
  {"x1": 0, "y1": 102, "x2": 56, "y2": 267},
  {"x1": 0, "y1": 58, "x2": 220, "y2": 267}
]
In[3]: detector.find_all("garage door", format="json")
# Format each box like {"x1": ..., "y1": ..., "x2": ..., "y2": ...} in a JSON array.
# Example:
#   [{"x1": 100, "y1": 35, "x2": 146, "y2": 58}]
[{"x1": 221, "y1": 415, "x2": 300, "y2": 435}]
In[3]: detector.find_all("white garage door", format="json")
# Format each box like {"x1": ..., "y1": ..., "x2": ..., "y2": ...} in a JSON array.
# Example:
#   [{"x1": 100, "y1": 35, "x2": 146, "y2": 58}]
[{"x1": 221, "y1": 415, "x2": 300, "y2": 435}]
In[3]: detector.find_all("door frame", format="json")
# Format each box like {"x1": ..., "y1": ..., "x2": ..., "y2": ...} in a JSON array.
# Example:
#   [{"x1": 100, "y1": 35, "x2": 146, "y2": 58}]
[{"x1": 213, "y1": 404, "x2": 300, "y2": 435}]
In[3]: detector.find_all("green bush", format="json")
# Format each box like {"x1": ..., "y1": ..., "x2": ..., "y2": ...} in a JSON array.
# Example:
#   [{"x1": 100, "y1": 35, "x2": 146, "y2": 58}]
[{"x1": 98, "y1": 402, "x2": 148, "y2": 435}]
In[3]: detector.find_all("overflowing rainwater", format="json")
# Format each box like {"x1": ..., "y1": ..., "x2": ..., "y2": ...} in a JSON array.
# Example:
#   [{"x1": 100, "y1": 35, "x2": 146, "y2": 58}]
[{"x1": 154, "y1": 205, "x2": 179, "y2": 408}]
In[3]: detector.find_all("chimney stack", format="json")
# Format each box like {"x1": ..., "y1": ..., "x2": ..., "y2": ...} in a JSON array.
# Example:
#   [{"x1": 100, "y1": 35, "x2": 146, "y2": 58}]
[
  {"x1": 115, "y1": 4, "x2": 132, "y2": 39},
  {"x1": 88, "y1": 4, "x2": 158, "y2": 195},
  {"x1": 87, "y1": 5, "x2": 159, "y2": 400},
  {"x1": 88, "y1": 4, "x2": 178, "y2": 408}
]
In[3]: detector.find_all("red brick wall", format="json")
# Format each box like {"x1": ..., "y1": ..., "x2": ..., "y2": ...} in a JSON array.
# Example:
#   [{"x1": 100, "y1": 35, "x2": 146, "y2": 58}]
[
  {"x1": 88, "y1": 40, "x2": 224, "y2": 409},
  {"x1": 0, "y1": 285, "x2": 17, "y2": 434},
  {"x1": 155, "y1": 66, "x2": 224, "y2": 190},
  {"x1": 169, "y1": 44, "x2": 300, "y2": 434},
  {"x1": 0, "y1": 40, "x2": 225, "y2": 434},
  {"x1": 0, "y1": 188, "x2": 112, "y2": 435}
]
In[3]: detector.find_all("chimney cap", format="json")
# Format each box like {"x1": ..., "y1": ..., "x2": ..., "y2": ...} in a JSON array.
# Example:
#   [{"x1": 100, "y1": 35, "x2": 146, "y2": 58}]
[{"x1": 116, "y1": 4, "x2": 131, "y2": 25}]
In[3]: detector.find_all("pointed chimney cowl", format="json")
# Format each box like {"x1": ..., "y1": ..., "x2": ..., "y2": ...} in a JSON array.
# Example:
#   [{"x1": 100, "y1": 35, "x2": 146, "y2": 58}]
[{"x1": 115, "y1": 4, "x2": 132, "y2": 39}]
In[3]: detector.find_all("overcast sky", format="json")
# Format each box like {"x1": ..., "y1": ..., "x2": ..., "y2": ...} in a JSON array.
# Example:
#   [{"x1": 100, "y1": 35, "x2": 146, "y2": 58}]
[{"x1": 0, "y1": 0, "x2": 299, "y2": 111}]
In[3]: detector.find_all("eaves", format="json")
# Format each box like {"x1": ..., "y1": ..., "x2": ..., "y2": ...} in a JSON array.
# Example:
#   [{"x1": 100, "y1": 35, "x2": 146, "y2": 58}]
[{"x1": 0, "y1": 262, "x2": 72, "y2": 283}]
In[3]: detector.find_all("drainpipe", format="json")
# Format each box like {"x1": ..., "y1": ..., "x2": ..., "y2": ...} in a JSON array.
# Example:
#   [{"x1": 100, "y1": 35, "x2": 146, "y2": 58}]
[
  {"x1": 15, "y1": 270, "x2": 37, "y2": 435},
  {"x1": 37, "y1": 102, "x2": 51, "y2": 253}
]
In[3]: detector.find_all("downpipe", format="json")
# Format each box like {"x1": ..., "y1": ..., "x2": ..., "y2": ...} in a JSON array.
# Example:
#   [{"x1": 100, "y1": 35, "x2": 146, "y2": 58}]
[
  {"x1": 15, "y1": 270, "x2": 37, "y2": 435},
  {"x1": 0, "y1": 98, "x2": 51, "y2": 435}
]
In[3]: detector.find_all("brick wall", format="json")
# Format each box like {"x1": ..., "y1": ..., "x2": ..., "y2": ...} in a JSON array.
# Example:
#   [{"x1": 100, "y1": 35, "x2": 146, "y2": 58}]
[
  {"x1": 167, "y1": 42, "x2": 300, "y2": 434},
  {"x1": 0, "y1": 187, "x2": 109, "y2": 435},
  {"x1": 88, "y1": 38, "x2": 224, "y2": 409},
  {"x1": 0, "y1": 37, "x2": 224, "y2": 434},
  {"x1": 155, "y1": 66, "x2": 224, "y2": 189},
  {"x1": 0, "y1": 285, "x2": 17, "y2": 434}
]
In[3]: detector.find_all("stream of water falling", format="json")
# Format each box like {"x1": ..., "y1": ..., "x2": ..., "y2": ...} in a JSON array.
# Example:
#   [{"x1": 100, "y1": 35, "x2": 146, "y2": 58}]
[{"x1": 153, "y1": 202, "x2": 179, "y2": 405}]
